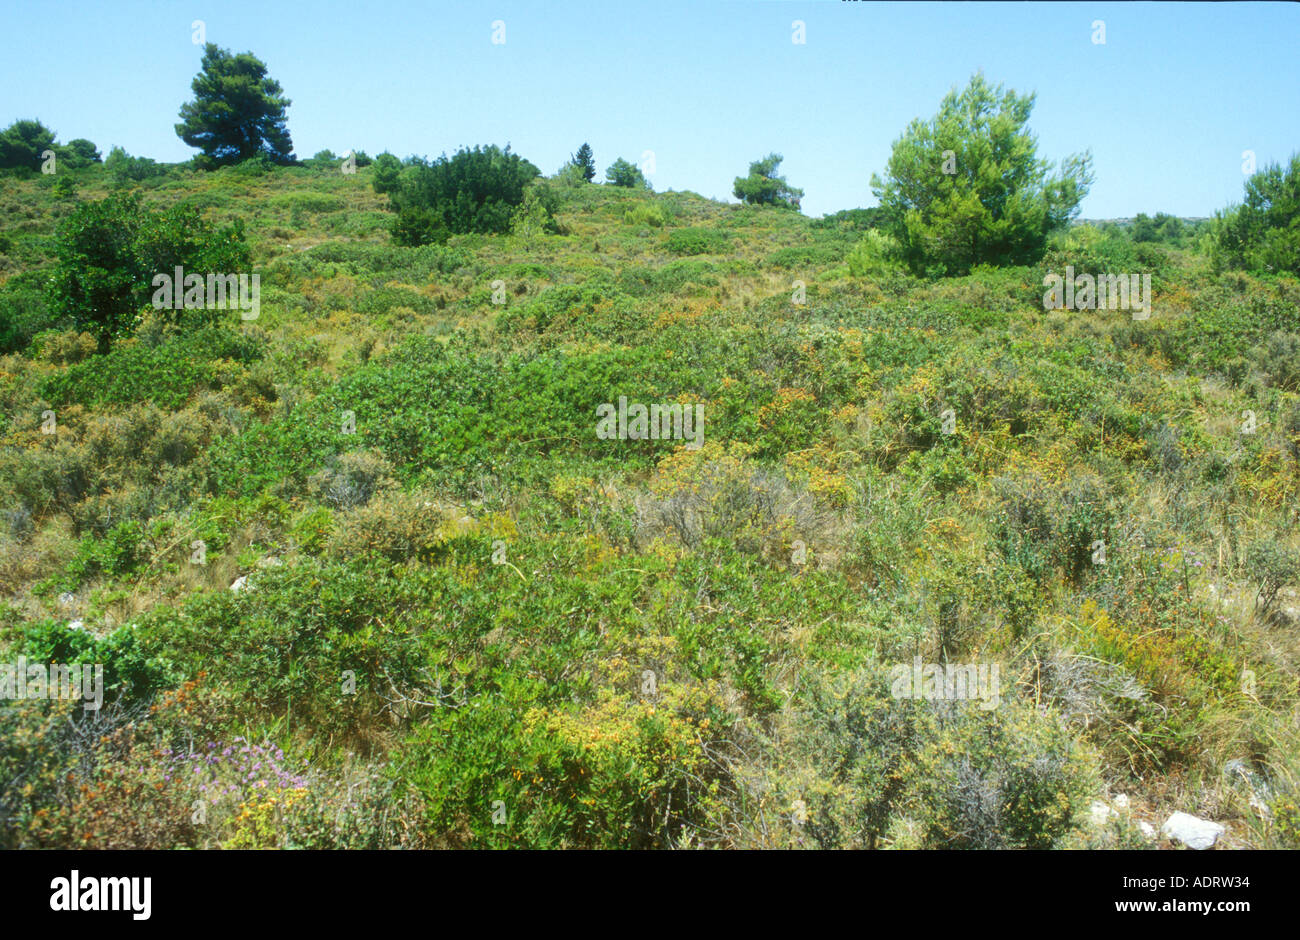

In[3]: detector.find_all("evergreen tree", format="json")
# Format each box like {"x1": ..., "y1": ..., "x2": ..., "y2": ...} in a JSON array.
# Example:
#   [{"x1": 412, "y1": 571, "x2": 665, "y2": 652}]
[
  {"x1": 733, "y1": 153, "x2": 803, "y2": 209},
  {"x1": 605, "y1": 157, "x2": 650, "y2": 190},
  {"x1": 571, "y1": 143, "x2": 596, "y2": 183},
  {"x1": 871, "y1": 72, "x2": 1093, "y2": 276},
  {"x1": 0, "y1": 119, "x2": 57, "y2": 170},
  {"x1": 175, "y1": 44, "x2": 295, "y2": 168}
]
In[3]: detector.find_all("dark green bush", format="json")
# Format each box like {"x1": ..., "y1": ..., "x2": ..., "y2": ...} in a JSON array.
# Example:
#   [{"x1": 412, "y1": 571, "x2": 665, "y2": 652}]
[
  {"x1": 0, "y1": 271, "x2": 61, "y2": 354},
  {"x1": 46, "y1": 193, "x2": 251, "y2": 343},
  {"x1": 374, "y1": 145, "x2": 542, "y2": 237}
]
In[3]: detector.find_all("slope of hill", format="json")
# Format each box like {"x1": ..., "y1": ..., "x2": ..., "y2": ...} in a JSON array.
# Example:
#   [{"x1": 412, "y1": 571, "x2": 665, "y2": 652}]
[{"x1": 2, "y1": 163, "x2": 1299, "y2": 849}]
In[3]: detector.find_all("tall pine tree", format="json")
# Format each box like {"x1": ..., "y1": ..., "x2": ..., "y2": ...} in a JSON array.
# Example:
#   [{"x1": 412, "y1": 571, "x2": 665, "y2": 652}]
[
  {"x1": 176, "y1": 44, "x2": 295, "y2": 168},
  {"x1": 571, "y1": 142, "x2": 596, "y2": 183}
]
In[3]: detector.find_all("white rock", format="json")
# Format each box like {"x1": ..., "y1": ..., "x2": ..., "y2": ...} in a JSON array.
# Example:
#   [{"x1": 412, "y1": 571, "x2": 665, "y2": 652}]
[
  {"x1": 68, "y1": 619, "x2": 85, "y2": 631},
  {"x1": 1112, "y1": 793, "x2": 1130, "y2": 810},
  {"x1": 1249, "y1": 793, "x2": 1273, "y2": 820},
  {"x1": 230, "y1": 575, "x2": 249, "y2": 593},
  {"x1": 1138, "y1": 820, "x2": 1156, "y2": 839},
  {"x1": 1160, "y1": 812, "x2": 1225, "y2": 850},
  {"x1": 1089, "y1": 800, "x2": 1116, "y2": 825}
]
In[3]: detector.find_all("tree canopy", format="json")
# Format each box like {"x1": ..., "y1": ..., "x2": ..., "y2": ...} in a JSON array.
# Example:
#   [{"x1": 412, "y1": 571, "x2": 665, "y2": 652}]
[
  {"x1": 47, "y1": 193, "x2": 251, "y2": 343},
  {"x1": 1211, "y1": 153, "x2": 1300, "y2": 275},
  {"x1": 605, "y1": 158, "x2": 651, "y2": 190},
  {"x1": 733, "y1": 153, "x2": 803, "y2": 209},
  {"x1": 175, "y1": 44, "x2": 295, "y2": 168},
  {"x1": 871, "y1": 72, "x2": 1093, "y2": 276},
  {"x1": 571, "y1": 143, "x2": 596, "y2": 183},
  {"x1": 0, "y1": 120, "x2": 57, "y2": 170}
]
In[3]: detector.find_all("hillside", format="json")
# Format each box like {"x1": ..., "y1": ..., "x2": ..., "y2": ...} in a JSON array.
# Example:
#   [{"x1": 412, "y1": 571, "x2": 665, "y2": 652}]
[{"x1": 2, "y1": 161, "x2": 1299, "y2": 849}]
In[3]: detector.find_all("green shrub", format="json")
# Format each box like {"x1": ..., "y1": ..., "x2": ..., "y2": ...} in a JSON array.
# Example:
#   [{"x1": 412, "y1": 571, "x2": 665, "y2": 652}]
[
  {"x1": 773, "y1": 668, "x2": 1095, "y2": 849},
  {"x1": 664, "y1": 227, "x2": 731, "y2": 256},
  {"x1": 623, "y1": 203, "x2": 666, "y2": 228},
  {"x1": 41, "y1": 327, "x2": 263, "y2": 410},
  {"x1": 0, "y1": 272, "x2": 61, "y2": 353},
  {"x1": 104, "y1": 146, "x2": 170, "y2": 182},
  {"x1": 47, "y1": 193, "x2": 251, "y2": 343},
  {"x1": 269, "y1": 191, "x2": 344, "y2": 214},
  {"x1": 846, "y1": 230, "x2": 903, "y2": 277},
  {"x1": 375, "y1": 145, "x2": 543, "y2": 238}
]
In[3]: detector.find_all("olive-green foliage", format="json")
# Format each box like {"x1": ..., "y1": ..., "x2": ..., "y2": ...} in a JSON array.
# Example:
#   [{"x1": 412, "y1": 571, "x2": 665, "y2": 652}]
[
  {"x1": 846, "y1": 230, "x2": 903, "y2": 277},
  {"x1": 41, "y1": 327, "x2": 264, "y2": 410},
  {"x1": 664, "y1": 227, "x2": 731, "y2": 256},
  {"x1": 623, "y1": 203, "x2": 666, "y2": 228},
  {"x1": 782, "y1": 669, "x2": 1095, "y2": 849},
  {"x1": 3, "y1": 155, "x2": 1299, "y2": 851}
]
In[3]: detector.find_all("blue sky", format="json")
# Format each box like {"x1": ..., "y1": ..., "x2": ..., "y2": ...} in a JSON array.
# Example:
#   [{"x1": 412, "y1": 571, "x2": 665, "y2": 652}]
[{"x1": 1, "y1": 1, "x2": 1296, "y2": 218}]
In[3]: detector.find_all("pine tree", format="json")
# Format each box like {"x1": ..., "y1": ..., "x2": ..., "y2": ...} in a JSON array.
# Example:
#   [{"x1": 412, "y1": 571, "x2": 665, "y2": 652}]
[
  {"x1": 176, "y1": 44, "x2": 295, "y2": 168},
  {"x1": 572, "y1": 143, "x2": 596, "y2": 183}
]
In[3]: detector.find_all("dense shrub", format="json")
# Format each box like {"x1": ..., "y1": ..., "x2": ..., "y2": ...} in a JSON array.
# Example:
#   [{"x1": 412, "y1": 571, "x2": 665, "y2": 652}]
[
  {"x1": 374, "y1": 145, "x2": 543, "y2": 238},
  {"x1": 664, "y1": 227, "x2": 731, "y2": 256},
  {"x1": 41, "y1": 327, "x2": 264, "y2": 409},
  {"x1": 46, "y1": 193, "x2": 252, "y2": 343},
  {"x1": 104, "y1": 146, "x2": 170, "y2": 183},
  {"x1": 624, "y1": 203, "x2": 666, "y2": 228},
  {"x1": 846, "y1": 230, "x2": 903, "y2": 277},
  {"x1": 0, "y1": 271, "x2": 61, "y2": 353}
]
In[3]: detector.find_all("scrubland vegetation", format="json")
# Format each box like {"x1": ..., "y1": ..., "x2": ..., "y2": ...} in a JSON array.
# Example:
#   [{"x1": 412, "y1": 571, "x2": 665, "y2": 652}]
[{"x1": 1, "y1": 63, "x2": 1299, "y2": 849}]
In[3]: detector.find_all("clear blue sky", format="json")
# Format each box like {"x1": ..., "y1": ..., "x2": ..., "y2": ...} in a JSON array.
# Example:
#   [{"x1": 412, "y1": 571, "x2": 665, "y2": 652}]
[{"x1": 2, "y1": 1, "x2": 1297, "y2": 218}]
